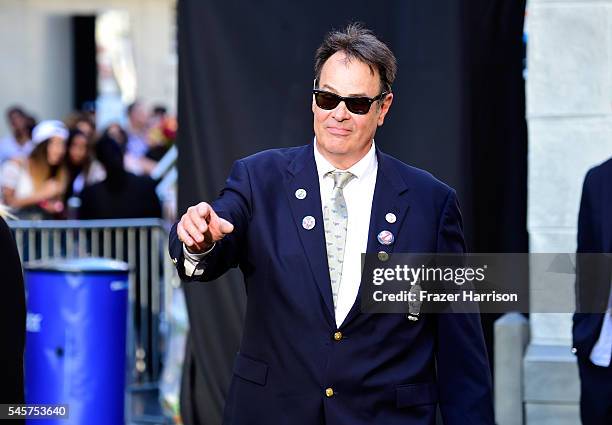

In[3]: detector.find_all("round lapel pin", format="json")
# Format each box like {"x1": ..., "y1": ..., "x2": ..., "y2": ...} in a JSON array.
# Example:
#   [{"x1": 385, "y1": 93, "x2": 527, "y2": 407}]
[
  {"x1": 302, "y1": 215, "x2": 316, "y2": 230},
  {"x1": 385, "y1": 213, "x2": 397, "y2": 224},
  {"x1": 377, "y1": 230, "x2": 394, "y2": 245},
  {"x1": 295, "y1": 188, "x2": 307, "y2": 200},
  {"x1": 377, "y1": 251, "x2": 389, "y2": 262}
]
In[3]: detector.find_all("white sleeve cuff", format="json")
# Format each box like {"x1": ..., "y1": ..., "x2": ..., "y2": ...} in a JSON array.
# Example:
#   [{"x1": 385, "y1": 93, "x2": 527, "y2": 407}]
[{"x1": 182, "y1": 243, "x2": 215, "y2": 277}]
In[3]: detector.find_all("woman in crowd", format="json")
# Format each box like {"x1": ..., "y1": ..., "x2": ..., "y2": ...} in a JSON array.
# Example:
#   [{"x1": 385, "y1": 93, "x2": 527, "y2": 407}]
[
  {"x1": 0, "y1": 120, "x2": 68, "y2": 219},
  {"x1": 65, "y1": 111, "x2": 96, "y2": 140},
  {"x1": 64, "y1": 129, "x2": 105, "y2": 202},
  {"x1": 0, "y1": 204, "x2": 25, "y2": 409}
]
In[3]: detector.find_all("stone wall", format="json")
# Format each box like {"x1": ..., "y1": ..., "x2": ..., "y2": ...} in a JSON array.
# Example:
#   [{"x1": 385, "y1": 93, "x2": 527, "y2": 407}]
[{"x1": 525, "y1": 0, "x2": 612, "y2": 422}]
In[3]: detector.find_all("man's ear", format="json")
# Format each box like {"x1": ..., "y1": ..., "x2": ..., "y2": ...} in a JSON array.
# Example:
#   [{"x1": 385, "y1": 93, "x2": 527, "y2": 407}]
[{"x1": 377, "y1": 93, "x2": 394, "y2": 126}]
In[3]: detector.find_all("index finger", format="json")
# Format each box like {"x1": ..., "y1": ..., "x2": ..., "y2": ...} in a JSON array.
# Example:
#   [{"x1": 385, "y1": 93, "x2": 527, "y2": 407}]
[{"x1": 195, "y1": 202, "x2": 211, "y2": 219}]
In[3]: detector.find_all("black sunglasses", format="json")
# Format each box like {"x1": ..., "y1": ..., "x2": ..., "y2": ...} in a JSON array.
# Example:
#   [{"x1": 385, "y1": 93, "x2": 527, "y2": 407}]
[{"x1": 312, "y1": 89, "x2": 388, "y2": 115}]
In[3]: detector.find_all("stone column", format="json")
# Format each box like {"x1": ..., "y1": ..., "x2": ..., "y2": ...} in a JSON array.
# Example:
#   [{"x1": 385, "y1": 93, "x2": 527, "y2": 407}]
[{"x1": 526, "y1": 1, "x2": 612, "y2": 423}]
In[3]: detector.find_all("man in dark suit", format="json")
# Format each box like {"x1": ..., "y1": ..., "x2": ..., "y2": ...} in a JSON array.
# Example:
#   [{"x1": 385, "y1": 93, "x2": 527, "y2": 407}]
[
  {"x1": 169, "y1": 23, "x2": 494, "y2": 425},
  {"x1": 573, "y1": 158, "x2": 612, "y2": 425}
]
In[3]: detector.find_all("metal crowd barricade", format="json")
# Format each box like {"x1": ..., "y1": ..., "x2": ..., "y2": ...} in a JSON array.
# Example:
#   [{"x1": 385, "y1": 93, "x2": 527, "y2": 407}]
[{"x1": 8, "y1": 218, "x2": 180, "y2": 391}]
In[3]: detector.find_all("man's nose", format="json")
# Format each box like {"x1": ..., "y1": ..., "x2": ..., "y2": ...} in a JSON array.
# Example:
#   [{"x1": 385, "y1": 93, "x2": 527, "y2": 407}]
[{"x1": 332, "y1": 101, "x2": 351, "y2": 121}]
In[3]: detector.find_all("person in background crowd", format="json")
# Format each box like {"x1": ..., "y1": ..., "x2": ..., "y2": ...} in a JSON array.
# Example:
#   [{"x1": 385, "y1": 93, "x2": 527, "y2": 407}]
[
  {"x1": 126, "y1": 101, "x2": 151, "y2": 158},
  {"x1": 64, "y1": 129, "x2": 105, "y2": 202},
  {"x1": 65, "y1": 111, "x2": 96, "y2": 140},
  {"x1": 76, "y1": 115, "x2": 95, "y2": 139},
  {"x1": 151, "y1": 105, "x2": 168, "y2": 122},
  {"x1": 0, "y1": 204, "x2": 25, "y2": 415},
  {"x1": 102, "y1": 122, "x2": 156, "y2": 175},
  {"x1": 125, "y1": 102, "x2": 157, "y2": 175},
  {"x1": 0, "y1": 106, "x2": 35, "y2": 165},
  {"x1": 79, "y1": 133, "x2": 161, "y2": 219},
  {"x1": 147, "y1": 104, "x2": 176, "y2": 162},
  {"x1": 104, "y1": 123, "x2": 129, "y2": 152},
  {"x1": 0, "y1": 120, "x2": 68, "y2": 219}
]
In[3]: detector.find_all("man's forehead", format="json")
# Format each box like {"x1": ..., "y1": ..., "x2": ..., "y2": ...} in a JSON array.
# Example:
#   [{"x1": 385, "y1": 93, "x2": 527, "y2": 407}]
[
  {"x1": 323, "y1": 52, "x2": 377, "y2": 76},
  {"x1": 319, "y1": 52, "x2": 380, "y2": 96}
]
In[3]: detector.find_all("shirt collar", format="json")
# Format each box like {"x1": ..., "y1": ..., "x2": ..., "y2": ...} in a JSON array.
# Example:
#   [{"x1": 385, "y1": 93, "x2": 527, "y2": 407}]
[{"x1": 313, "y1": 137, "x2": 377, "y2": 181}]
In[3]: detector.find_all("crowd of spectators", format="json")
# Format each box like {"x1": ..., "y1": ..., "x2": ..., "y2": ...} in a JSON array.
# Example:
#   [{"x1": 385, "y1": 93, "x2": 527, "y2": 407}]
[{"x1": 0, "y1": 102, "x2": 176, "y2": 220}]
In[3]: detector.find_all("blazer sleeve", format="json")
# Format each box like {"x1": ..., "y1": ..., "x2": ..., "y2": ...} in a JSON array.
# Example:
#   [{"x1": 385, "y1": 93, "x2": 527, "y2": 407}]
[
  {"x1": 577, "y1": 167, "x2": 600, "y2": 254},
  {"x1": 169, "y1": 159, "x2": 253, "y2": 282},
  {"x1": 573, "y1": 166, "x2": 609, "y2": 352},
  {"x1": 434, "y1": 189, "x2": 495, "y2": 425},
  {"x1": 575, "y1": 168, "x2": 601, "y2": 313}
]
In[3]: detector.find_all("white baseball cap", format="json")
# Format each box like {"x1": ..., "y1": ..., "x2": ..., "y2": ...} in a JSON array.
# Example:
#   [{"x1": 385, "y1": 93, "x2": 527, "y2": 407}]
[{"x1": 31, "y1": 120, "x2": 68, "y2": 145}]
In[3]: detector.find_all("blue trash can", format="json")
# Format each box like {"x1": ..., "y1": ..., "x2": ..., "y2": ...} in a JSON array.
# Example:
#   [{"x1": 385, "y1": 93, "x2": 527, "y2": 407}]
[{"x1": 24, "y1": 258, "x2": 130, "y2": 425}]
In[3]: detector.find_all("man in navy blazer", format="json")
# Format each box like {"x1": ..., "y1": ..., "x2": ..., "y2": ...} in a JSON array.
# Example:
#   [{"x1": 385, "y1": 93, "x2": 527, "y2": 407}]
[
  {"x1": 573, "y1": 158, "x2": 612, "y2": 425},
  {"x1": 170, "y1": 23, "x2": 494, "y2": 425}
]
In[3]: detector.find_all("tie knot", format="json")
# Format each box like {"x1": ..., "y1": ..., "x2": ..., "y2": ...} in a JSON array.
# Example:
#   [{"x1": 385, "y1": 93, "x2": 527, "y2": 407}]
[{"x1": 329, "y1": 171, "x2": 355, "y2": 190}]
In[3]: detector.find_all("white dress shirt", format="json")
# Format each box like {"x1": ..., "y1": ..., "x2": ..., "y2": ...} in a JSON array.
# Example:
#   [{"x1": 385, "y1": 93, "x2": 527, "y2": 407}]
[
  {"x1": 183, "y1": 139, "x2": 378, "y2": 328},
  {"x1": 313, "y1": 139, "x2": 378, "y2": 327}
]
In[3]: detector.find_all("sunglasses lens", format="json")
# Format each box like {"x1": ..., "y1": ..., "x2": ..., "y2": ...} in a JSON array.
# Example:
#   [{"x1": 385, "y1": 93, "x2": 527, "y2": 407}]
[
  {"x1": 345, "y1": 98, "x2": 371, "y2": 115},
  {"x1": 313, "y1": 90, "x2": 378, "y2": 115},
  {"x1": 314, "y1": 92, "x2": 340, "y2": 110}
]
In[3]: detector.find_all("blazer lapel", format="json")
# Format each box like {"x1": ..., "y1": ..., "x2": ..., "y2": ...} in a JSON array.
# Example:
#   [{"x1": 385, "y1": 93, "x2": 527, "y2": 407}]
[
  {"x1": 284, "y1": 145, "x2": 335, "y2": 321},
  {"x1": 365, "y1": 150, "x2": 411, "y2": 255},
  {"x1": 341, "y1": 149, "x2": 411, "y2": 327}
]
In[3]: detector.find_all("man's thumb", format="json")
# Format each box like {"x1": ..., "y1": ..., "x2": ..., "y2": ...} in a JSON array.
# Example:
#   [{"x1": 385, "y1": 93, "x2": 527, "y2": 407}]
[{"x1": 218, "y1": 218, "x2": 234, "y2": 235}]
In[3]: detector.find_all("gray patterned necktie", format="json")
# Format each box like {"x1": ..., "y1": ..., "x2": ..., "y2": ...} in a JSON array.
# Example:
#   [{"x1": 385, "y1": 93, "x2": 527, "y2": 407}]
[{"x1": 323, "y1": 171, "x2": 355, "y2": 310}]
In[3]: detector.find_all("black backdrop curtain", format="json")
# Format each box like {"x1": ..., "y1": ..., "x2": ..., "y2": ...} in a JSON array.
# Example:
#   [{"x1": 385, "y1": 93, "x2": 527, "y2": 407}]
[{"x1": 177, "y1": 1, "x2": 527, "y2": 423}]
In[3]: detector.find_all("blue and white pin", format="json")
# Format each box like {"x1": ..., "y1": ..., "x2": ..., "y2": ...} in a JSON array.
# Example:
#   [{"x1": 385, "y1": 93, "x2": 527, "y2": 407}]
[
  {"x1": 302, "y1": 215, "x2": 316, "y2": 230},
  {"x1": 377, "y1": 230, "x2": 394, "y2": 245},
  {"x1": 295, "y1": 188, "x2": 307, "y2": 200}
]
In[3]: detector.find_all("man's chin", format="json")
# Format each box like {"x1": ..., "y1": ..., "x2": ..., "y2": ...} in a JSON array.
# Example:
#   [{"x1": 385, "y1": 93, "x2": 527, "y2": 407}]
[
  {"x1": 318, "y1": 136, "x2": 351, "y2": 151},
  {"x1": 321, "y1": 146, "x2": 350, "y2": 157}
]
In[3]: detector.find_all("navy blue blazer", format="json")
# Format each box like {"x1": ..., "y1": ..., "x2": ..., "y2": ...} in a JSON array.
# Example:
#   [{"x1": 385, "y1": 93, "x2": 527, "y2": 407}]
[
  {"x1": 169, "y1": 144, "x2": 494, "y2": 425},
  {"x1": 573, "y1": 158, "x2": 612, "y2": 359}
]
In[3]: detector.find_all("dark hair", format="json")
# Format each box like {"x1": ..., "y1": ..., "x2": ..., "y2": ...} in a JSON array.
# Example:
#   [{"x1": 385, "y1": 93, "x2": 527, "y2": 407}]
[
  {"x1": 6, "y1": 106, "x2": 27, "y2": 119},
  {"x1": 66, "y1": 129, "x2": 93, "y2": 167},
  {"x1": 95, "y1": 134, "x2": 126, "y2": 190},
  {"x1": 25, "y1": 115, "x2": 37, "y2": 134},
  {"x1": 152, "y1": 105, "x2": 167, "y2": 116},
  {"x1": 67, "y1": 129, "x2": 86, "y2": 148},
  {"x1": 127, "y1": 101, "x2": 139, "y2": 116},
  {"x1": 102, "y1": 123, "x2": 128, "y2": 153},
  {"x1": 314, "y1": 23, "x2": 397, "y2": 93}
]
